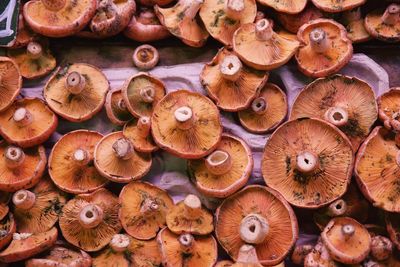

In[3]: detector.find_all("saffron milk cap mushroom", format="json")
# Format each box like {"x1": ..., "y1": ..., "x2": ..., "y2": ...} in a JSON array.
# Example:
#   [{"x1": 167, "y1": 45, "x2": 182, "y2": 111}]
[
  {"x1": 123, "y1": 117, "x2": 159, "y2": 153},
  {"x1": 365, "y1": 4, "x2": 400, "y2": 43},
  {"x1": 132, "y1": 45, "x2": 159, "y2": 70},
  {"x1": 105, "y1": 88, "x2": 132, "y2": 126},
  {"x1": 0, "y1": 57, "x2": 22, "y2": 112},
  {"x1": 378, "y1": 88, "x2": 400, "y2": 133},
  {"x1": 312, "y1": 0, "x2": 366, "y2": 13},
  {"x1": 0, "y1": 193, "x2": 10, "y2": 221},
  {"x1": 342, "y1": 8, "x2": 371, "y2": 43}
]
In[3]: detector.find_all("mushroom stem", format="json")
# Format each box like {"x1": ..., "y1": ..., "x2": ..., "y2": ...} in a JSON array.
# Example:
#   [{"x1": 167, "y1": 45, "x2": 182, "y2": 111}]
[
  {"x1": 255, "y1": 11, "x2": 265, "y2": 22},
  {"x1": 179, "y1": 0, "x2": 204, "y2": 20},
  {"x1": 251, "y1": 97, "x2": 268, "y2": 115},
  {"x1": 140, "y1": 197, "x2": 160, "y2": 214},
  {"x1": 12, "y1": 190, "x2": 36, "y2": 210},
  {"x1": 174, "y1": 106, "x2": 194, "y2": 130},
  {"x1": 341, "y1": 224, "x2": 355, "y2": 240},
  {"x1": 26, "y1": 42, "x2": 43, "y2": 60},
  {"x1": 112, "y1": 138, "x2": 134, "y2": 160},
  {"x1": 179, "y1": 233, "x2": 195, "y2": 253},
  {"x1": 309, "y1": 28, "x2": 329, "y2": 53},
  {"x1": 382, "y1": 4, "x2": 400, "y2": 26},
  {"x1": 79, "y1": 204, "x2": 104, "y2": 229},
  {"x1": 140, "y1": 86, "x2": 155, "y2": 103},
  {"x1": 137, "y1": 116, "x2": 151, "y2": 137},
  {"x1": 296, "y1": 151, "x2": 319, "y2": 174},
  {"x1": 41, "y1": 0, "x2": 66, "y2": 11},
  {"x1": 205, "y1": 150, "x2": 232, "y2": 175},
  {"x1": 73, "y1": 149, "x2": 91, "y2": 166},
  {"x1": 224, "y1": 0, "x2": 244, "y2": 21},
  {"x1": 343, "y1": 8, "x2": 362, "y2": 24},
  {"x1": 110, "y1": 234, "x2": 131, "y2": 252},
  {"x1": 117, "y1": 99, "x2": 127, "y2": 111},
  {"x1": 13, "y1": 107, "x2": 33, "y2": 126},
  {"x1": 65, "y1": 72, "x2": 86, "y2": 95},
  {"x1": 236, "y1": 244, "x2": 262, "y2": 264},
  {"x1": 240, "y1": 214, "x2": 269, "y2": 244},
  {"x1": 370, "y1": 235, "x2": 393, "y2": 261},
  {"x1": 255, "y1": 19, "x2": 273, "y2": 41},
  {"x1": 220, "y1": 55, "x2": 242, "y2": 82},
  {"x1": 183, "y1": 194, "x2": 202, "y2": 218},
  {"x1": 324, "y1": 107, "x2": 349, "y2": 127},
  {"x1": 5, "y1": 146, "x2": 25, "y2": 169},
  {"x1": 326, "y1": 199, "x2": 347, "y2": 217}
]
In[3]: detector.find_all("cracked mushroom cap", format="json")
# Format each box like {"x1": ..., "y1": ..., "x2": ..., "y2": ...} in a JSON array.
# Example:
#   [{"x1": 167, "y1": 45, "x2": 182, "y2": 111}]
[
  {"x1": 386, "y1": 212, "x2": 400, "y2": 250},
  {"x1": 257, "y1": 0, "x2": 307, "y2": 14},
  {"x1": 215, "y1": 185, "x2": 298, "y2": 265},
  {"x1": 59, "y1": 188, "x2": 121, "y2": 252},
  {"x1": 296, "y1": 19, "x2": 353, "y2": 78},
  {"x1": 23, "y1": 0, "x2": 97, "y2": 37},
  {"x1": 365, "y1": 4, "x2": 400, "y2": 42},
  {"x1": 123, "y1": 117, "x2": 159, "y2": 153},
  {"x1": 312, "y1": 0, "x2": 366, "y2": 13},
  {"x1": 105, "y1": 88, "x2": 132, "y2": 126},
  {"x1": 233, "y1": 19, "x2": 299, "y2": 71},
  {"x1": 44, "y1": 63, "x2": 109, "y2": 122},
  {"x1": 0, "y1": 57, "x2": 22, "y2": 113},
  {"x1": 0, "y1": 193, "x2": 10, "y2": 221},
  {"x1": 238, "y1": 83, "x2": 287, "y2": 133},
  {"x1": 342, "y1": 8, "x2": 371, "y2": 43},
  {"x1": 290, "y1": 75, "x2": 378, "y2": 151},
  {"x1": 151, "y1": 90, "x2": 222, "y2": 159},
  {"x1": 0, "y1": 213, "x2": 16, "y2": 251},
  {"x1": 200, "y1": 48, "x2": 268, "y2": 111},
  {"x1": 188, "y1": 134, "x2": 253, "y2": 198},
  {"x1": 378, "y1": 88, "x2": 400, "y2": 132},
  {"x1": 277, "y1": 5, "x2": 324, "y2": 34},
  {"x1": 262, "y1": 118, "x2": 354, "y2": 209},
  {"x1": 119, "y1": 181, "x2": 174, "y2": 240}
]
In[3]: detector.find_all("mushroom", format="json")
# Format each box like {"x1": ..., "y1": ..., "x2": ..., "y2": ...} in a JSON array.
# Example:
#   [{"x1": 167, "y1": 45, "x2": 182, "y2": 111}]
[
  {"x1": 290, "y1": 74, "x2": 378, "y2": 151},
  {"x1": 151, "y1": 90, "x2": 222, "y2": 159},
  {"x1": 23, "y1": 0, "x2": 97, "y2": 37},
  {"x1": 296, "y1": 19, "x2": 353, "y2": 78},
  {"x1": 365, "y1": 4, "x2": 400, "y2": 42},
  {"x1": 119, "y1": 181, "x2": 174, "y2": 240},
  {"x1": 276, "y1": 5, "x2": 324, "y2": 33},
  {"x1": 0, "y1": 57, "x2": 22, "y2": 112},
  {"x1": 291, "y1": 244, "x2": 314, "y2": 265},
  {"x1": 44, "y1": 63, "x2": 109, "y2": 122},
  {"x1": 378, "y1": 88, "x2": 400, "y2": 135},
  {"x1": 123, "y1": 117, "x2": 159, "y2": 153},
  {"x1": 257, "y1": 0, "x2": 307, "y2": 14},
  {"x1": 370, "y1": 235, "x2": 393, "y2": 261},
  {"x1": 200, "y1": 48, "x2": 268, "y2": 111},
  {"x1": 188, "y1": 134, "x2": 253, "y2": 198},
  {"x1": 0, "y1": 193, "x2": 10, "y2": 221},
  {"x1": 342, "y1": 8, "x2": 371, "y2": 43},
  {"x1": 94, "y1": 131, "x2": 152, "y2": 183},
  {"x1": 59, "y1": 188, "x2": 121, "y2": 252},
  {"x1": 0, "y1": 213, "x2": 16, "y2": 251},
  {"x1": 385, "y1": 212, "x2": 400, "y2": 250},
  {"x1": 215, "y1": 185, "x2": 298, "y2": 265},
  {"x1": 155, "y1": 0, "x2": 209, "y2": 47},
  {"x1": 105, "y1": 88, "x2": 132, "y2": 126},
  {"x1": 233, "y1": 19, "x2": 300, "y2": 71},
  {"x1": 132, "y1": 45, "x2": 159, "y2": 70},
  {"x1": 311, "y1": 0, "x2": 366, "y2": 13},
  {"x1": 9, "y1": 10, "x2": 36, "y2": 49},
  {"x1": 238, "y1": 83, "x2": 287, "y2": 133},
  {"x1": 304, "y1": 241, "x2": 339, "y2": 267}
]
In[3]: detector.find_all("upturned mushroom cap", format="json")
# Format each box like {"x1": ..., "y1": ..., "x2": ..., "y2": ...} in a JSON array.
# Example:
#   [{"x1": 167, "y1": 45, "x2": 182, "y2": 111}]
[
  {"x1": 290, "y1": 75, "x2": 378, "y2": 151},
  {"x1": 296, "y1": 19, "x2": 353, "y2": 78},
  {"x1": 188, "y1": 134, "x2": 253, "y2": 198},
  {"x1": 385, "y1": 212, "x2": 400, "y2": 251},
  {"x1": 311, "y1": 0, "x2": 366, "y2": 13},
  {"x1": 238, "y1": 83, "x2": 287, "y2": 133},
  {"x1": 215, "y1": 185, "x2": 298, "y2": 265},
  {"x1": 59, "y1": 188, "x2": 121, "y2": 252},
  {"x1": 25, "y1": 245, "x2": 92, "y2": 267},
  {"x1": 94, "y1": 131, "x2": 152, "y2": 183},
  {"x1": 0, "y1": 193, "x2": 10, "y2": 221},
  {"x1": 44, "y1": 63, "x2": 109, "y2": 122},
  {"x1": 23, "y1": 0, "x2": 97, "y2": 37},
  {"x1": 123, "y1": 117, "x2": 159, "y2": 153},
  {"x1": 233, "y1": 19, "x2": 300, "y2": 71},
  {"x1": 0, "y1": 213, "x2": 16, "y2": 251},
  {"x1": 200, "y1": 48, "x2": 268, "y2": 111},
  {"x1": 277, "y1": 5, "x2": 324, "y2": 34},
  {"x1": 0, "y1": 227, "x2": 57, "y2": 263},
  {"x1": 343, "y1": 8, "x2": 371, "y2": 43},
  {"x1": 365, "y1": 4, "x2": 400, "y2": 43},
  {"x1": 0, "y1": 57, "x2": 22, "y2": 112},
  {"x1": 378, "y1": 88, "x2": 400, "y2": 132},
  {"x1": 132, "y1": 45, "x2": 159, "y2": 70},
  {"x1": 257, "y1": 0, "x2": 307, "y2": 14},
  {"x1": 105, "y1": 88, "x2": 132, "y2": 126}
]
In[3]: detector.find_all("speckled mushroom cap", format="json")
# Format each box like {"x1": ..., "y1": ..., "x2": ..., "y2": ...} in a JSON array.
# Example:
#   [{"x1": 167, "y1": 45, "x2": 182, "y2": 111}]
[
  {"x1": 296, "y1": 19, "x2": 353, "y2": 78},
  {"x1": 277, "y1": 5, "x2": 323, "y2": 34},
  {"x1": 0, "y1": 57, "x2": 22, "y2": 112},
  {"x1": 105, "y1": 88, "x2": 132, "y2": 126},
  {"x1": 290, "y1": 75, "x2": 378, "y2": 151},
  {"x1": 215, "y1": 185, "x2": 298, "y2": 266},
  {"x1": 311, "y1": 0, "x2": 366, "y2": 13},
  {"x1": 342, "y1": 8, "x2": 371, "y2": 43},
  {"x1": 378, "y1": 88, "x2": 400, "y2": 131},
  {"x1": 385, "y1": 212, "x2": 400, "y2": 250},
  {"x1": 365, "y1": 4, "x2": 400, "y2": 43},
  {"x1": 0, "y1": 193, "x2": 10, "y2": 221},
  {"x1": 262, "y1": 118, "x2": 354, "y2": 209},
  {"x1": 151, "y1": 90, "x2": 222, "y2": 159},
  {"x1": 44, "y1": 63, "x2": 109, "y2": 122},
  {"x1": 200, "y1": 48, "x2": 268, "y2": 111},
  {"x1": 0, "y1": 213, "x2": 16, "y2": 251},
  {"x1": 123, "y1": 117, "x2": 159, "y2": 153},
  {"x1": 257, "y1": 0, "x2": 307, "y2": 14}
]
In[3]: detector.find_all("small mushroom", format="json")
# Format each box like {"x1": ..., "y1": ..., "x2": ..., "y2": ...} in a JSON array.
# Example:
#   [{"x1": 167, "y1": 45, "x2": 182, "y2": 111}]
[
  {"x1": 105, "y1": 88, "x2": 132, "y2": 126},
  {"x1": 342, "y1": 8, "x2": 371, "y2": 43},
  {"x1": 215, "y1": 185, "x2": 298, "y2": 265},
  {"x1": 304, "y1": 241, "x2": 339, "y2": 267},
  {"x1": 0, "y1": 57, "x2": 22, "y2": 112},
  {"x1": 385, "y1": 212, "x2": 400, "y2": 250},
  {"x1": 257, "y1": 0, "x2": 307, "y2": 14},
  {"x1": 378, "y1": 88, "x2": 400, "y2": 134},
  {"x1": 291, "y1": 244, "x2": 314, "y2": 265},
  {"x1": 59, "y1": 188, "x2": 121, "y2": 252},
  {"x1": 0, "y1": 213, "x2": 16, "y2": 251},
  {"x1": 238, "y1": 83, "x2": 287, "y2": 133},
  {"x1": 233, "y1": 19, "x2": 300, "y2": 71},
  {"x1": 276, "y1": 5, "x2": 324, "y2": 33},
  {"x1": 132, "y1": 45, "x2": 159, "y2": 70},
  {"x1": 365, "y1": 4, "x2": 400, "y2": 43},
  {"x1": 370, "y1": 235, "x2": 393, "y2": 261},
  {"x1": 296, "y1": 19, "x2": 353, "y2": 77},
  {"x1": 123, "y1": 117, "x2": 159, "y2": 153},
  {"x1": 311, "y1": 0, "x2": 366, "y2": 13},
  {"x1": 188, "y1": 134, "x2": 253, "y2": 198},
  {"x1": 0, "y1": 193, "x2": 10, "y2": 221},
  {"x1": 200, "y1": 48, "x2": 269, "y2": 111}
]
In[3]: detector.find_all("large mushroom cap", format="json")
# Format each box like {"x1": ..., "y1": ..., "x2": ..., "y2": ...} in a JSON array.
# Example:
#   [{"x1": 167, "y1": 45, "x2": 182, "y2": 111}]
[
  {"x1": 59, "y1": 188, "x2": 121, "y2": 252},
  {"x1": 238, "y1": 83, "x2": 287, "y2": 133},
  {"x1": 123, "y1": 117, "x2": 159, "y2": 153},
  {"x1": 215, "y1": 185, "x2": 298, "y2": 265},
  {"x1": 44, "y1": 63, "x2": 109, "y2": 122},
  {"x1": 0, "y1": 57, "x2": 22, "y2": 112},
  {"x1": 105, "y1": 88, "x2": 132, "y2": 126},
  {"x1": 343, "y1": 8, "x2": 371, "y2": 43},
  {"x1": 26, "y1": 245, "x2": 92, "y2": 267},
  {"x1": 378, "y1": 88, "x2": 400, "y2": 131},
  {"x1": 151, "y1": 90, "x2": 222, "y2": 159},
  {"x1": 262, "y1": 118, "x2": 354, "y2": 209},
  {"x1": 365, "y1": 4, "x2": 400, "y2": 43},
  {"x1": 23, "y1": 0, "x2": 97, "y2": 37},
  {"x1": 277, "y1": 5, "x2": 324, "y2": 34},
  {"x1": 119, "y1": 181, "x2": 174, "y2": 240},
  {"x1": 386, "y1": 212, "x2": 400, "y2": 250},
  {"x1": 296, "y1": 19, "x2": 353, "y2": 78},
  {"x1": 200, "y1": 48, "x2": 268, "y2": 111},
  {"x1": 257, "y1": 0, "x2": 307, "y2": 14},
  {"x1": 49, "y1": 130, "x2": 108, "y2": 194},
  {"x1": 0, "y1": 213, "x2": 16, "y2": 251},
  {"x1": 0, "y1": 193, "x2": 10, "y2": 221},
  {"x1": 311, "y1": 0, "x2": 366, "y2": 13},
  {"x1": 290, "y1": 75, "x2": 378, "y2": 151},
  {"x1": 189, "y1": 134, "x2": 253, "y2": 198}
]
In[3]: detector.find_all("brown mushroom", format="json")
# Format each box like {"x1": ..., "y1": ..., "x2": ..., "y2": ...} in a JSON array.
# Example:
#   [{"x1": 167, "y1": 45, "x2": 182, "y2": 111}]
[
  {"x1": 370, "y1": 235, "x2": 393, "y2": 261},
  {"x1": 291, "y1": 244, "x2": 314, "y2": 265},
  {"x1": 277, "y1": 5, "x2": 324, "y2": 33},
  {"x1": 311, "y1": 0, "x2": 366, "y2": 13},
  {"x1": 304, "y1": 241, "x2": 339, "y2": 267},
  {"x1": 257, "y1": 0, "x2": 307, "y2": 14},
  {"x1": 0, "y1": 57, "x2": 22, "y2": 112},
  {"x1": 0, "y1": 193, "x2": 10, "y2": 221},
  {"x1": 123, "y1": 117, "x2": 159, "y2": 153},
  {"x1": 132, "y1": 45, "x2": 159, "y2": 70},
  {"x1": 0, "y1": 213, "x2": 16, "y2": 251},
  {"x1": 378, "y1": 88, "x2": 400, "y2": 133},
  {"x1": 365, "y1": 4, "x2": 400, "y2": 43},
  {"x1": 385, "y1": 212, "x2": 400, "y2": 250},
  {"x1": 342, "y1": 8, "x2": 371, "y2": 43},
  {"x1": 105, "y1": 88, "x2": 132, "y2": 126}
]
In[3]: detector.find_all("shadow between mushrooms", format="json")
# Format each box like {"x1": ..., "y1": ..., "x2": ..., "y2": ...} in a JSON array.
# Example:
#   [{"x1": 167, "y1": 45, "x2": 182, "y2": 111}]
[
  {"x1": 365, "y1": 4, "x2": 400, "y2": 43},
  {"x1": 311, "y1": 0, "x2": 366, "y2": 13},
  {"x1": 257, "y1": 0, "x2": 307, "y2": 14},
  {"x1": 105, "y1": 88, "x2": 132, "y2": 126},
  {"x1": 0, "y1": 57, "x2": 22, "y2": 112},
  {"x1": 0, "y1": 213, "x2": 16, "y2": 251},
  {"x1": 123, "y1": 117, "x2": 159, "y2": 153}
]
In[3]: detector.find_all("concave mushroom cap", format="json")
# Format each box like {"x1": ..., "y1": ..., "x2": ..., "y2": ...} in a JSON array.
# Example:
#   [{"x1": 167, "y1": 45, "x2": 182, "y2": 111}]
[
  {"x1": 59, "y1": 188, "x2": 121, "y2": 252},
  {"x1": 238, "y1": 83, "x2": 287, "y2": 133},
  {"x1": 123, "y1": 117, "x2": 159, "y2": 153},
  {"x1": 321, "y1": 217, "x2": 371, "y2": 264},
  {"x1": 262, "y1": 118, "x2": 354, "y2": 209},
  {"x1": 0, "y1": 227, "x2": 57, "y2": 263},
  {"x1": 276, "y1": 5, "x2": 324, "y2": 34},
  {"x1": 157, "y1": 227, "x2": 218, "y2": 267},
  {"x1": 119, "y1": 181, "x2": 174, "y2": 240},
  {"x1": 257, "y1": 0, "x2": 307, "y2": 14},
  {"x1": 44, "y1": 63, "x2": 109, "y2": 122},
  {"x1": 233, "y1": 19, "x2": 300, "y2": 71},
  {"x1": 151, "y1": 90, "x2": 222, "y2": 159},
  {"x1": 200, "y1": 48, "x2": 268, "y2": 111},
  {"x1": 365, "y1": 4, "x2": 400, "y2": 42},
  {"x1": 132, "y1": 45, "x2": 160, "y2": 70},
  {"x1": 105, "y1": 88, "x2": 132, "y2": 126},
  {"x1": 385, "y1": 212, "x2": 400, "y2": 250},
  {"x1": 296, "y1": 19, "x2": 353, "y2": 78},
  {"x1": 378, "y1": 88, "x2": 400, "y2": 131},
  {"x1": 0, "y1": 193, "x2": 10, "y2": 220},
  {"x1": 23, "y1": 0, "x2": 97, "y2": 38},
  {"x1": 343, "y1": 8, "x2": 371, "y2": 43},
  {"x1": 0, "y1": 57, "x2": 22, "y2": 113},
  {"x1": 26, "y1": 245, "x2": 92, "y2": 267},
  {"x1": 311, "y1": 0, "x2": 366, "y2": 13},
  {"x1": 215, "y1": 185, "x2": 298, "y2": 265},
  {"x1": 188, "y1": 134, "x2": 253, "y2": 198},
  {"x1": 0, "y1": 213, "x2": 16, "y2": 251},
  {"x1": 290, "y1": 75, "x2": 378, "y2": 151}
]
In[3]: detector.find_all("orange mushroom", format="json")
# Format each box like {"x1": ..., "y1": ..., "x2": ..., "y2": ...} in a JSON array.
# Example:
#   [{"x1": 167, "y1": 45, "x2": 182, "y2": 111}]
[
  {"x1": 378, "y1": 88, "x2": 400, "y2": 133},
  {"x1": 311, "y1": 0, "x2": 366, "y2": 13},
  {"x1": 386, "y1": 212, "x2": 400, "y2": 250},
  {"x1": 304, "y1": 241, "x2": 338, "y2": 267},
  {"x1": 132, "y1": 45, "x2": 159, "y2": 70},
  {"x1": 0, "y1": 193, "x2": 10, "y2": 221},
  {"x1": 0, "y1": 57, "x2": 22, "y2": 112},
  {"x1": 277, "y1": 5, "x2": 324, "y2": 34},
  {"x1": 123, "y1": 117, "x2": 159, "y2": 153},
  {"x1": 257, "y1": 0, "x2": 307, "y2": 14},
  {"x1": 0, "y1": 213, "x2": 16, "y2": 251},
  {"x1": 105, "y1": 88, "x2": 132, "y2": 126},
  {"x1": 119, "y1": 181, "x2": 174, "y2": 240},
  {"x1": 365, "y1": 4, "x2": 400, "y2": 43},
  {"x1": 342, "y1": 8, "x2": 371, "y2": 43},
  {"x1": 200, "y1": 48, "x2": 268, "y2": 111}
]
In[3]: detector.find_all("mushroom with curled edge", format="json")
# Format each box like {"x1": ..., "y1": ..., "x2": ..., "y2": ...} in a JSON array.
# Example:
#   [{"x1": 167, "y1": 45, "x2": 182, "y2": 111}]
[
  {"x1": 123, "y1": 117, "x2": 159, "y2": 153},
  {"x1": 0, "y1": 57, "x2": 21, "y2": 112},
  {"x1": 386, "y1": 212, "x2": 400, "y2": 250},
  {"x1": 304, "y1": 241, "x2": 339, "y2": 267},
  {"x1": 105, "y1": 88, "x2": 132, "y2": 126},
  {"x1": 257, "y1": 0, "x2": 307, "y2": 14},
  {"x1": 276, "y1": 5, "x2": 323, "y2": 34},
  {"x1": 378, "y1": 88, "x2": 400, "y2": 146},
  {"x1": 365, "y1": 4, "x2": 400, "y2": 43},
  {"x1": 132, "y1": 45, "x2": 159, "y2": 70},
  {"x1": 312, "y1": 0, "x2": 365, "y2": 13},
  {"x1": 291, "y1": 244, "x2": 314, "y2": 265},
  {"x1": 215, "y1": 185, "x2": 298, "y2": 266},
  {"x1": 342, "y1": 8, "x2": 371, "y2": 43},
  {"x1": 0, "y1": 193, "x2": 10, "y2": 221},
  {"x1": 0, "y1": 213, "x2": 16, "y2": 251}
]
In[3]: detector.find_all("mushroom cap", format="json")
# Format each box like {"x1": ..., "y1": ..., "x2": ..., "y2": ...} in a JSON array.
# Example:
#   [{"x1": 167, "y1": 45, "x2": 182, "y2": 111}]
[
  {"x1": 123, "y1": 118, "x2": 159, "y2": 153},
  {"x1": 25, "y1": 245, "x2": 92, "y2": 267},
  {"x1": 132, "y1": 44, "x2": 160, "y2": 70},
  {"x1": 0, "y1": 57, "x2": 22, "y2": 113},
  {"x1": 59, "y1": 188, "x2": 121, "y2": 252},
  {"x1": 105, "y1": 88, "x2": 132, "y2": 126},
  {"x1": 151, "y1": 90, "x2": 222, "y2": 159},
  {"x1": 0, "y1": 192, "x2": 10, "y2": 221},
  {"x1": 321, "y1": 217, "x2": 371, "y2": 264},
  {"x1": 262, "y1": 118, "x2": 354, "y2": 209},
  {"x1": 0, "y1": 213, "x2": 16, "y2": 251},
  {"x1": 296, "y1": 19, "x2": 353, "y2": 78},
  {"x1": 188, "y1": 134, "x2": 253, "y2": 198},
  {"x1": 385, "y1": 212, "x2": 400, "y2": 250},
  {"x1": 346, "y1": 19, "x2": 371, "y2": 43},
  {"x1": 290, "y1": 75, "x2": 378, "y2": 151},
  {"x1": 238, "y1": 83, "x2": 287, "y2": 133},
  {"x1": 23, "y1": 0, "x2": 97, "y2": 37},
  {"x1": 44, "y1": 63, "x2": 109, "y2": 122},
  {"x1": 0, "y1": 227, "x2": 57, "y2": 263},
  {"x1": 215, "y1": 185, "x2": 298, "y2": 265},
  {"x1": 200, "y1": 48, "x2": 268, "y2": 111},
  {"x1": 311, "y1": 0, "x2": 366, "y2": 13},
  {"x1": 276, "y1": 5, "x2": 324, "y2": 33},
  {"x1": 119, "y1": 181, "x2": 174, "y2": 240},
  {"x1": 257, "y1": 0, "x2": 307, "y2": 14},
  {"x1": 378, "y1": 88, "x2": 400, "y2": 131},
  {"x1": 276, "y1": 28, "x2": 300, "y2": 41},
  {"x1": 365, "y1": 6, "x2": 400, "y2": 43}
]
